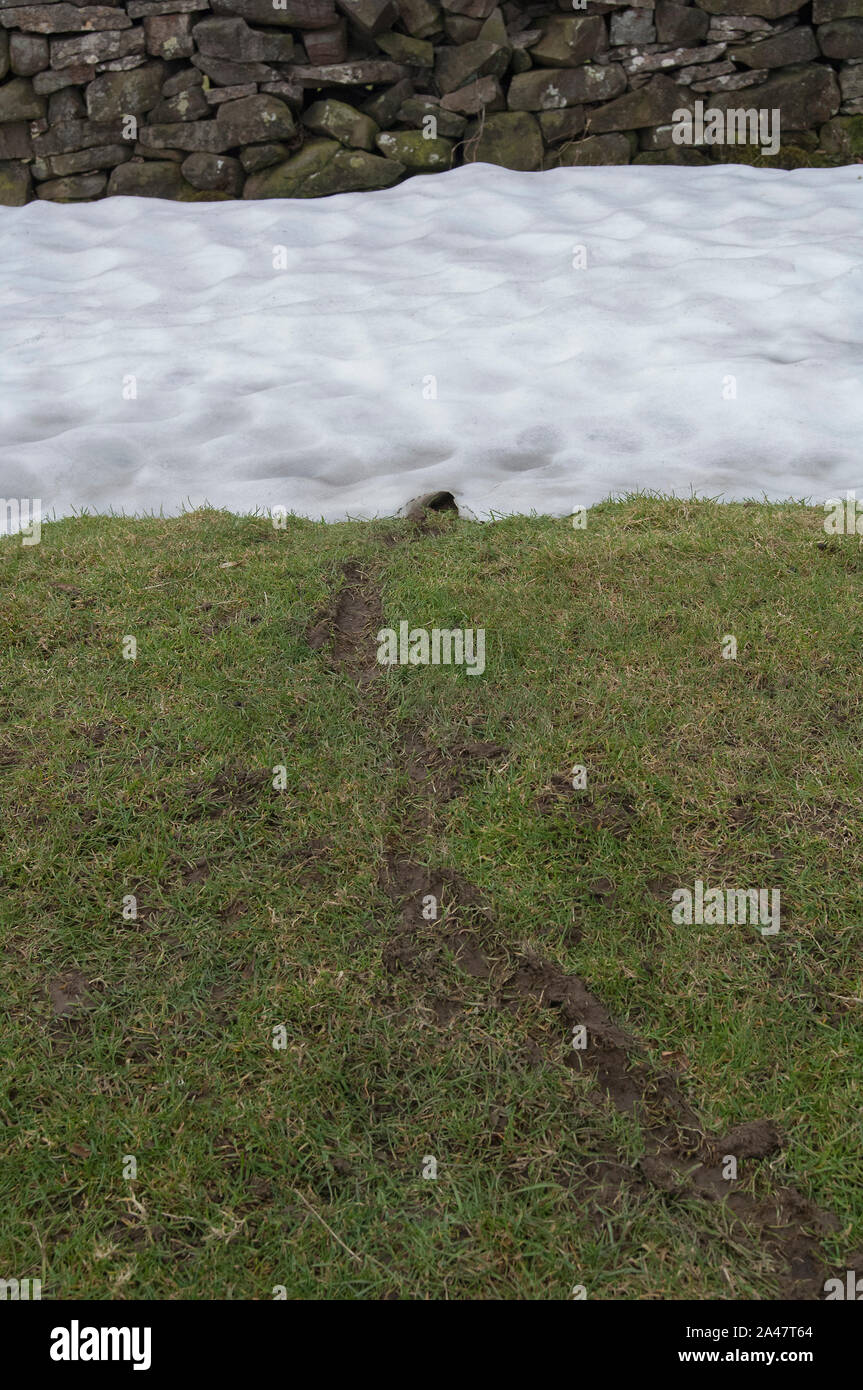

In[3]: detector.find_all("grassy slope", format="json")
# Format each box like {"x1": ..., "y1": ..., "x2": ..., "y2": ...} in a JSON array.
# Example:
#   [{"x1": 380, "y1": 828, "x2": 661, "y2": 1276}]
[{"x1": 0, "y1": 498, "x2": 860, "y2": 1300}]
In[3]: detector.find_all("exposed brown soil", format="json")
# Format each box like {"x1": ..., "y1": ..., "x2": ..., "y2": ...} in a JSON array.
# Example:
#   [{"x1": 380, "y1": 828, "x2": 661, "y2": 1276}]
[
  {"x1": 47, "y1": 970, "x2": 95, "y2": 1018},
  {"x1": 180, "y1": 858, "x2": 212, "y2": 886},
  {"x1": 382, "y1": 731, "x2": 510, "y2": 837},
  {"x1": 77, "y1": 721, "x2": 119, "y2": 747},
  {"x1": 306, "y1": 561, "x2": 382, "y2": 686},
  {"x1": 306, "y1": 544, "x2": 856, "y2": 1300},
  {"x1": 176, "y1": 765, "x2": 271, "y2": 818},
  {"x1": 379, "y1": 852, "x2": 498, "y2": 981},
  {"x1": 536, "y1": 774, "x2": 638, "y2": 838},
  {"x1": 44, "y1": 972, "x2": 102, "y2": 1054},
  {"x1": 504, "y1": 953, "x2": 839, "y2": 1298}
]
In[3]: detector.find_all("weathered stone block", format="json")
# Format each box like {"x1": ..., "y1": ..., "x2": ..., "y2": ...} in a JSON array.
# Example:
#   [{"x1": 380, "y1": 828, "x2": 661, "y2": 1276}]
[
  {"x1": 286, "y1": 58, "x2": 410, "y2": 84},
  {"x1": 621, "y1": 42, "x2": 727, "y2": 74},
  {"x1": 813, "y1": 0, "x2": 863, "y2": 18},
  {"x1": 706, "y1": 15, "x2": 773, "y2": 39},
  {"x1": 211, "y1": 0, "x2": 337, "y2": 26},
  {"x1": 818, "y1": 18, "x2": 863, "y2": 56},
  {"x1": 0, "y1": 6, "x2": 131, "y2": 34},
  {"x1": 239, "y1": 140, "x2": 290, "y2": 171},
  {"x1": 529, "y1": 14, "x2": 607, "y2": 65},
  {"x1": 336, "y1": 0, "x2": 397, "y2": 33},
  {"x1": 477, "y1": 5, "x2": 506, "y2": 43},
  {"x1": 127, "y1": 0, "x2": 207, "y2": 16},
  {"x1": 302, "y1": 96, "x2": 379, "y2": 148},
  {"x1": 839, "y1": 61, "x2": 863, "y2": 101},
  {"x1": 510, "y1": 25, "x2": 542, "y2": 51},
  {"x1": 181, "y1": 150, "x2": 243, "y2": 192},
  {"x1": 656, "y1": 1, "x2": 709, "y2": 45},
  {"x1": 242, "y1": 137, "x2": 405, "y2": 195},
  {"x1": 137, "y1": 119, "x2": 232, "y2": 152},
  {"x1": 508, "y1": 63, "x2": 626, "y2": 109},
  {"x1": 441, "y1": 0, "x2": 496, "y2": 17},
  {"x1": 192, "y1": 16, "x2": 293, "y2": 61},
  {"x1": 48, "y1": 86, "x2": 86, "y2": 123},
  {"x1": 611, "y1": 8, "x2": 656, "y2": 44},
  {"x1": 398, "y1": 0, "x2": 440, "y2": 38},
  {"x1": 464, "y1": 108, "x2": 542, "y2": 167},
  {"x1": 37, "y1": 171, "x2": 106, "y2": 199},
  {"x1": 51, "y1": 27, "x2": 144, "y2": 70},
  {"x1": 375, "y1": 30, "x2": 434, "y2": 64},
  {"x1": 554, "y1": 131, "x2": 634, "y2": 163},
  {"x1": 0, "y1": 119, "x2": 31, "y2": 157},
  {"x1": 162, "y1": 67, "x2": 202, "y2": 97},
  {"x1": 439, "y1": 73, "x2": 503, "y2": 112},
  {"x1": 435, "y1": 37, "x2": 510, "y2": 92},
  {"x1": 731, "y1": 24, "x2": 818, "y2": 65},
  {"x1": 86, "y1": 61, "x2": 163, "y2": 119},
  {"x1": 99, "y1": 54, "x2": 148, "y2": 73},
  {"x1": 444, "y1": 12, "x2": 481, "y2": 40},
  {"x1": 819, "y1": 112, "x2": 863, "y2": 152},
  {"x1": 143, "y1": 12, "x2": 194, "y2": 59},
  {"x1": 192, "y1": 53, "x2": 281, "y2": 86},
  {"x1": 108, "y1": 157, "x2": 185, "y2": 195},
  {"x1": 638, "y1": 121, "x2": 676, "y2": 149},
  {"x1": 673, "y1": 58, "x2": 735, "y2": 83},
  {"x1": 690, "y1": 66, "x2": 768, "y2": 90},
  {"x1": 376, "y1": 127, "x2": 453, "y2": 167},
  {"x1": 150, "y1": 84, "x2": 209, "y2": 121},
  {"x1": 537, "y1": 103, "x2": 585, "y2": 139},
  {"x1": 0, "y1": 75, "x2": 44, "y2": 120},
  {"x1": 193, "y1": 16, "x2": 258, "y2": 59},
  {"x1": 709, "y1": 61, "x2": 840, "y2": 127},
  {"x1": 33, "y1": 117, "x2": 125, "y2": 155},
  {"x1": 399, "y1": 95, "x2": 467, "y2": 133},
  {"x1": 303, "y1": 21, "x2": 348, "y2": 64},
  {"x1": 33, "y1": 63, "x2": 95, "y2": 94},
  {"x1": 134, "y1": 142, "x2": 184, "y2": 161},
  {"x1": 589, "y1": 73, "x2": 687, "y2": 130},
  {"x1": 204, "y1": 83, "x2": 258, "y2": 107},
  {"x1": 9, "y1": 31, "x2": 48, "y2": 75},
  {"x1": 694, "y1": 0, "x2": 806, "y2": 15},
  {"x1": 361, "y1": 75, "x2": 412, "y2": 122},
  {"x1": 33, "y1": 142, "x2": 131, "y2": 177},
  {"x1": 0, "y1": 157, "x2": 30, "y2": 203},
  {"x1": 215, "y1": 93, "x2": 296, "y2": 144},
  {"x1": 260, "y1": 80, "x2": 304, "y2": 107}
]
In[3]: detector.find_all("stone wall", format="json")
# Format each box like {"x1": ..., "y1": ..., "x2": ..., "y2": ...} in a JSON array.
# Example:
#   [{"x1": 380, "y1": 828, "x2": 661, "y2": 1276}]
[{"x1": 1, "y1": 0, "x2": 861, "y2": 204}]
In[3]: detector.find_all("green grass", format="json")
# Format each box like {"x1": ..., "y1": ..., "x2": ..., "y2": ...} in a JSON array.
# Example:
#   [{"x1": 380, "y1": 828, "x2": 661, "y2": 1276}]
[{"x1": 1, "y1": 497, "x2": 861, "y2": 1300}]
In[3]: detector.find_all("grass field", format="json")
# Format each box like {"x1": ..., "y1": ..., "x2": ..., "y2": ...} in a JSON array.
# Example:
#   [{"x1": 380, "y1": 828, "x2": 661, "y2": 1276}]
[{"x1": 1, "y1": 496, "x2": 861, "y2": 1300}]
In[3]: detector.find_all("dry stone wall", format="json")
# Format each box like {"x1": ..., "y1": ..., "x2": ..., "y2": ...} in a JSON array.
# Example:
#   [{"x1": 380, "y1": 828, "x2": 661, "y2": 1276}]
[{"x1": 0, "y1": 0, "x2": 861, "y2": 204}]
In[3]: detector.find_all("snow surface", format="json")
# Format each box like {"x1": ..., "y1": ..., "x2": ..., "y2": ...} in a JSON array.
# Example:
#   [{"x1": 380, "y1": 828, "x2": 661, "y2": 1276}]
[{"x1": 1, "y1": 162, "x2": 861, "y2": 523}]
